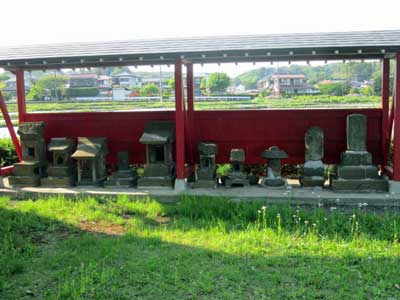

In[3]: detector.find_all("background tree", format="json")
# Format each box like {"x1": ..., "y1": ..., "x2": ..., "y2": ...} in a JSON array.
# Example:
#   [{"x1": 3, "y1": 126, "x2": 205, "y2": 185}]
[
  {"x1": 200, "y1": 77, "x2": 207, "y2": 95},
  {"x1": 27, "y1": 74, "x2": 68, "y2": 101},
  {"x1": 207, "y1": 72, "x2": 230, "y2": 93},
  {"x1": 140, "y1": 83, "x2": 159, "y2": 96},
  {"x1": 318, "y1": 82, "x2": 350, "y2": 96},
  {"x1": 168, "y1": 78, "x2": 175, "y2": 90}
]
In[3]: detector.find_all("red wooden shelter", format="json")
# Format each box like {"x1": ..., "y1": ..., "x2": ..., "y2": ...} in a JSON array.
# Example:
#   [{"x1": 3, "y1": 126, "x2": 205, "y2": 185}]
[{"x1": 0, "y1": 30, "x2": 400, "y2": 188}]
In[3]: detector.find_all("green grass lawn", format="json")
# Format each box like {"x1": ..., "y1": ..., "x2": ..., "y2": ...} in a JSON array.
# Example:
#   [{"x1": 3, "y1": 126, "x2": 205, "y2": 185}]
[{"x1": 0, "y1": 195, "x2": 399, "y2": 299}]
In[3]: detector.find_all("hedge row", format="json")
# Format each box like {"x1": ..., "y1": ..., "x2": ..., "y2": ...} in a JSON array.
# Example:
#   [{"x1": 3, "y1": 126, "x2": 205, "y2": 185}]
[{"x1": 65, "y1": 87, "x2": 99, "y2": 98}]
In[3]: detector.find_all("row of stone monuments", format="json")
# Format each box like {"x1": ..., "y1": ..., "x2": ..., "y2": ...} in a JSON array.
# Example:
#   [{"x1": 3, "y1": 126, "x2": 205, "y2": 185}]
[
  {"x1": 7, "y1": 114, "x2": 389, "y2": 192},
  {"x1": 190, "y1": 113, "x2": 388, "y2": 192}
]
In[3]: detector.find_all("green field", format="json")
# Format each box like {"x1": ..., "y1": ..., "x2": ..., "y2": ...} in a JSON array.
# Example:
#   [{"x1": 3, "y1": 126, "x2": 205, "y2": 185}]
[
  {"x1": 0, "y1": 95, "x2": 381, "y2": 127},
  {"x1": 1, "y1": 195, "x2": 399, "y2": 299}
]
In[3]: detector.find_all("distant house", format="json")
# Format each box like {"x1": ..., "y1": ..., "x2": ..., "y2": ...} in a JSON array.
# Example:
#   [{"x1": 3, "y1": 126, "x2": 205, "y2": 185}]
[
  {"x1": 259, "y1": 74, "x2": 313, "y2": 96},
  {"x1": 3, "y1": 77, "x2": 33, "y2": 97},
  {"x1": 68, "y1": 74, "x2": 99, "y2": 88},
  {"x1": 112, "y1": 72, "x2": 142, "y2": 88},
  {"x1": 98, "y1": 75, "x2": 112, "y2": 89}
]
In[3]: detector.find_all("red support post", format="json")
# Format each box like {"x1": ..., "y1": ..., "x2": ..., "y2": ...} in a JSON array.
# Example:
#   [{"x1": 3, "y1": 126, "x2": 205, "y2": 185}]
[
  {"x1": 174, "y1": 58, "x2": 185, "y2": 182},
  {"x1": 15, "y1": 70, "x2": 26, "y2": 123},
  {"x1": 392, "y1": 53, "x2": 400, "y2": 180},
  {"x1": 0, "y1": 92, "x2": 22, "y2": 161},
  {"x1": 186, "y1": 63, "x2": 195, "y2": 164},
  {"x1": 381, "y1": 58, "x2": 390, "y2": 166}
]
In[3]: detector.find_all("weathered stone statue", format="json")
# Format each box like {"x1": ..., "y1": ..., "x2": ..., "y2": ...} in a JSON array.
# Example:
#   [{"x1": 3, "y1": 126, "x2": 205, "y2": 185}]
[
  {"x1": 9, "y1": 122, "x2": 47, "y2": 186},
  {"x1": 330, "y1": 114, "x2": 388, "y2": 192},
  {"x1": 261, "y1": 146, "x2": 288, "y2": 187},
  {"x1": 138, "y1": 121, "x2": 175, "y2": 187},
  {"x1": 105, "y1": 151, "x2": 138, "y2": 187},
  {"x1": 299, "y1": 127, "x2": 326, "y2": 187},
  {"x1": 71, "y1": 137, "x2": 108, "y2": 186},
  {"x1": 41, "y1": 138, "x2": 75, "y2": 187},
  {"x1": 191, "y1": 142, "x2": 217, "y2": 188},
  {"x1": 225, "y1": 149, "x2": 248, "y2": 187}
]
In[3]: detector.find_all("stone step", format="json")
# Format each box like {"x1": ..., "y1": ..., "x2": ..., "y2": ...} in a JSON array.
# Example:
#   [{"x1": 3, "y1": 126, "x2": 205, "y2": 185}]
[
  {"x1": 41, "y1": 177, "x2": 75, "y2": 187},
  {"x1": 47, "y1": 166, "x2": 74, "y2": 177},
  {"x1": 331, "y1": 178, "x2": 389, "y2": 192},
  {"x1": 341, "y1": 151, "x2": 372, "y2": 166},
  {"x1": 336, "y1": 165, "x2": 380, "y2": 180},
  {"x1": 12, "y1": 161, "x2": 40, "y2": 176},
  {"x1": 8, "y1": 175, "x2": 40, "y2": 187}
]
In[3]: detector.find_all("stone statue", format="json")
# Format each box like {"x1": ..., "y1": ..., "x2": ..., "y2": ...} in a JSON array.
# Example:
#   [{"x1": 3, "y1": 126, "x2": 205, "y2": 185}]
[
  {"x1": 105, "y1": 151, "x2": 138, "y2": 187},
  {"x1": 225, "y1": 149, "x2": 248, "y2": 187},
  {"x1": 191, "y1": 142, "x2": 218, "y2": 188},
  {"x1": 300, "y1": 127, "x2": 326, "y2": 187}
]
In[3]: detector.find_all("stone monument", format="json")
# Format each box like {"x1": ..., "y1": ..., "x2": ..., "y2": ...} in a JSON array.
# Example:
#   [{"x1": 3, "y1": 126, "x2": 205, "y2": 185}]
[
  {"x1": 41, "y1": 138, "x2": 75, "y2": 187},
  {"x1": 9, "y1": 122, "x2": 47, "y2": 186},
  {"x1": 105, "y1": 151, "x2": 138, "y2": 187},
  {"x1": 299, "y1": 127, "x2": 326, "y2": 187},
  {"x1": 330, "y1": 114, "x2": 389, "y2": 192},
  {"x1": 138, "y1": 121, "x2": 175, "y2": 187},
  {"x1": 71, "y1": 137, "x2": 108, "y2": 186},
  {"x1": 191, "y1": 142, "x2": 218, "y2": 188},
  {"x1": 261, "y1": 146, "x2": 288, "y2": 187},
  {"x1": 225, "y1": 149, "x2": 248, "y2": 187}
]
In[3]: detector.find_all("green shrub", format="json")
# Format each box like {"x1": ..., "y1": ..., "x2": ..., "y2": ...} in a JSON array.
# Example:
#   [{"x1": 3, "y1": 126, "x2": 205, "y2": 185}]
[
  {"x1": 0, "y1": 138, "x2": 18, "y2": 167},
  {"x1": 65, "y1": 87, "x2": 99, "y2": 98}
]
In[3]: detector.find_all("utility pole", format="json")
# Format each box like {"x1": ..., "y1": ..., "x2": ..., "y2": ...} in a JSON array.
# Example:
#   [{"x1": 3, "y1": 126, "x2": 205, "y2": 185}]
[{"x1": 159, "y1": 65, "x2": 163, "y2": 102}]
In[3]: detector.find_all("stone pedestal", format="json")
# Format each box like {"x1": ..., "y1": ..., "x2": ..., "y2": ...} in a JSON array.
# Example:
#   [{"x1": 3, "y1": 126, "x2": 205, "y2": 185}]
[
  {"x1": 105, "y1": 152, "x2": 138, "y2": 187},
  {"x1": 41, "y1": 138, "x2": 75, "y2": 187},
  {"x1": 225, "y1": 149, "x2": 248, "y2": 187},
  {"x1": 299, "y1": 127, "x2": 326, "y2": 187},
  {"x1": 331, "y1": 114, "x2": 388, "y2": 192},
  {"x1": 261, "y1": 146, "x2": 288, "y2": 187},
  {"x1": 9, "y1": 122, "x2": 47, "y2": 187},
  {"x1": 192, "y1": 142, "x2": 217, "y2": 188}
]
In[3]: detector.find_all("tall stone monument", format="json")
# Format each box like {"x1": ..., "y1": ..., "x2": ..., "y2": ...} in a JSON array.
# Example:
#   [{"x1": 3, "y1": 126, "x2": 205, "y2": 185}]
[
  {"x1": 225, "y1": 149, "x2": 248, "y2": 187},
  {"x1": 71, "y1": 137, "x2": 108, "y2": 186},
  {"x1": 261, "y1": 146, "x2": 288, "y2": 187},
  {"x1": 41, "y1": 138, "x2": 75, "y2": 187},
  {"x1": 330, "y1": 114, "x2": 388, "y2": 192},
  {"x1": 105, "y1": 151, "x2": 138, "y2": 187},
  {"x1": 138, "y1": 121, "x2": 175, "y2": 187},
  {"x1": 191, "y1": 142, "x2": 218, "y2": 188},
  {"x1": 299, "y1": 127, "x2": 326, "y2": 187},
  {"x1": 9, "y1": 122, "x2": 47, "y2": 186}
]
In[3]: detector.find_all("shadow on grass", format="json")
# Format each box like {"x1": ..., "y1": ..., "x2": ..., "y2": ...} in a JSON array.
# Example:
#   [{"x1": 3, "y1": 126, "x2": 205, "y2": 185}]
[{"x1": 1, "y1": 201, "x2": 400, "y2": 300}]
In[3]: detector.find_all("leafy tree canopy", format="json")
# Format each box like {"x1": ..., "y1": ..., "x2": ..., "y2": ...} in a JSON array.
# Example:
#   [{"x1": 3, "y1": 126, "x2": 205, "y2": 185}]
[{"x1": 208, "y1": 72, "x2": 231, "y2": 93}]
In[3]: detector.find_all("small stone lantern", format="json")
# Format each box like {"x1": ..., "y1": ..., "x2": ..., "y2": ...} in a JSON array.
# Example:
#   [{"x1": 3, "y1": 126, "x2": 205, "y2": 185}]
[
  {"x1": 71, "y1": 137, "x2": 108, "y2": 186},
  {"x1": 225, "y1": 148, "x2": 248, "y2": 187},
  {"x1": 192, "y1": 142, "x2": 218, "y2": 188},
  {"x1": 261, "y1": 146, "x2": 288, "y2": 187},
  {"x1": 42, "y1": 137, "x2": 75, "y2": 186},
  {"x1": 138, "y1": 121, "x2": 175, "y2": 187},
  {"x1": 105, "y1": 151, "x2": 138, "y2": 187},
  {"x1": 9, "y1": 122, "x2": 47, "y2": 186}
]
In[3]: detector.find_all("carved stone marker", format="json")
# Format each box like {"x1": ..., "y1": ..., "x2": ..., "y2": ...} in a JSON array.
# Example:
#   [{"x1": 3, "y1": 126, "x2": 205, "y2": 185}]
[
  {"x1": 331, "y1": 114, "x2": 388, "y2": 192},
  {"x1": 300, "y1": 127, "x2": 326, "y2": 187},
  {"x1": 105, "y1": 151, "x2": 138, "y2": 187},
  {"x1": 71, "y1": 137, "x2": 108, "y2": 186},
  {"x1": 138, "y1": 121, "x2": 175, "y2": 187},
  {"x1": 225, "y1": 149, "x2": 248, "y2": 187},
  {"x1": 191, "y1": 142, "x2": 217, "y2": 188},
  {"x1": 261, "y1": 146, "x2": 288, "y2": 187},
  {"x1": 9, "y1": 122, "x2": 47, "y2": 186},
  {"x1": 41, "y1": 138, "x2": 75, "y2": 187}
]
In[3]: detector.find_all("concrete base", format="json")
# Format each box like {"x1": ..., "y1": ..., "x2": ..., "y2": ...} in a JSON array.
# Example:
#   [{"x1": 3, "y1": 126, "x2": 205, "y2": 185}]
[
  {"x1": 191, "y1": 179, "x2": 216, "y2": 189},
  {"x1": 299, "y1": 176, "x2": 325, "y2": 187},
  {"x1": 174, "y1": 178, "x2": 187, "y2": 192},
  {"x1": 8, "y1": 175, "x2": 40, "y2": 187},
  {"x1": 138, "y1": 176, "x2": 174, "y2": 188},
  {"x1": 262, "y1": 177, "x2": 286, "y2": 187},
  {"x1": 41, "y1": 177, "x2": 75, "y2": 187},
  {"x1": 331, "y1": 178, "x2": 389, "y2": 192}
]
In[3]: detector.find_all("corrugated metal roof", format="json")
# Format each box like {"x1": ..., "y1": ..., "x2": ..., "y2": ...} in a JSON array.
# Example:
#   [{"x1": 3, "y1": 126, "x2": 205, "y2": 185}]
[{"x1": 1, "y1": 30, "x2": 400, "y2": 70}]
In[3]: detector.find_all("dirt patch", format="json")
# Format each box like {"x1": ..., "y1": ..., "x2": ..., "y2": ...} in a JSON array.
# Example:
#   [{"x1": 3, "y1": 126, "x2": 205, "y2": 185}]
[
  {"x1": 156, "y1": 216, "x2": 170, "y2": 224},
  {"x1": 78, "y1": 221, "x2": 126, "y2": 236}
]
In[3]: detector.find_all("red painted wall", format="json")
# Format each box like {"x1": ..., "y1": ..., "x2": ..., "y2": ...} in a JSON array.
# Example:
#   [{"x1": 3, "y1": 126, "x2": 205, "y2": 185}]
[{"x1": 25, "y1": 108, "x2": 382, "y2": 166}]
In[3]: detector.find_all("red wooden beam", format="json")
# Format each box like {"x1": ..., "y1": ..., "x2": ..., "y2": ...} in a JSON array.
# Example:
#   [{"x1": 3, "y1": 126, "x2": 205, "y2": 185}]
[
  {"x1": 185, "y1": 63, "x2": 195, "y2": 164},
  {"x1": 392, "y1": 53, "x2": 400, "y2": 180},
  {"x1": 15, "y1": 69, "x2": 26, "y2": 123},
  {"x1": 174, "y1": 58, "x2": 185, "y2": 180},
  {"x1": 381, "y1": 58, "x2": 390, "y2": 166},
  {"x1": 0, "y1": 92, "x2": 22, "y2": 161}
]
